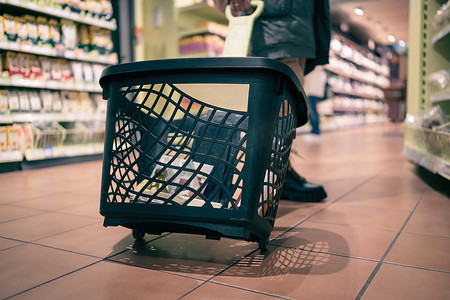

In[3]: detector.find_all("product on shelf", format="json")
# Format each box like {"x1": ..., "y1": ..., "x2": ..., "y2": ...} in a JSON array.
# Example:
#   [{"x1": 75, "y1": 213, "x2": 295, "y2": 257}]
[
  {"x1": 61, "y1": 20, "x2": 77, "y2": 51},
  {"x1": 49, "y1": 19, "x2": 64, "y2": 52},
  {"x1": 3, "y1": 14, "x2": 17, "y2": 42},
  {"x1": 426, "y1": 69, "x2": 450, "y2": 94},
  {"x1": 25, "y1": 15, "x2": 39, "y2": 46},
  {"x1": 17, "y1": 123, "x2": 34, "y2": 150},
  {"x1": 29, "y1": 55, "x2": 43, "y2": 80},
  {"x1": 39, "y1": 56, "x2": 52, "y2": 80},
  {"x1": 7, "y1": 90, "x2": 20, "y2": 111},
  {"x1": 40, "y1": 90, "x2": 53, "y2": 112},
  {"x1": 60, "y1": 60, "x2": 73, "y2": 81},
  {"x1": 61, "y1": 90, "x2": 74, "y2": 113},
  {"x1": 18, "y1": 91, "x2": 31, "y2": 112},
  {"x1": 0, "y1": 90, "x2": 8, "y2": 113},
  {"x1": 70, "y1": 61, "x2": 84, "y2": 82},
  {"x1": 7, "y1": 126, "x2": 20, "y2": 151},
  {"x1": 50, "y1": 59, "x2": 62, "y2": 80},
  {"x1": 82, "y1": 62, "x2": 94, "y2": 82},
  {"x1": 433, "y1": 1, "x2": 450, "y2": 29},
  {"x1": 37, "y1": 17, "x2": 51, "y2": 47},
  {"x1": 29, "y1": 91, "x2": 42, "y2": 112},
  {"x1": 92, "y1": 64, "x2": 104, "y2": 82},
  {"x1": 52, "y1": 91, "x2": 63, "y2": 112},
  {"x1": 15, "y1": 16, "x2": 28, "y2": 45},
  {"x1": 5, "y1": 52, "x2": 20, "y2": 77},
  {"x1": 18, "y1": 54, "x2": 31, "y2": 78},
  {"x1": 0, "y1": 127, "x2": 6, "y2": 151},
  {"x1": 0, "y1": 15, "x2": 6, "y2": 43}
]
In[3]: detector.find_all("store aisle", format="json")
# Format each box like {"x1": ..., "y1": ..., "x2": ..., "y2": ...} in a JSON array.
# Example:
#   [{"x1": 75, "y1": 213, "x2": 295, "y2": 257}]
[{"x1": 0, "y1": 124, "x2": 449, "y2": 300}]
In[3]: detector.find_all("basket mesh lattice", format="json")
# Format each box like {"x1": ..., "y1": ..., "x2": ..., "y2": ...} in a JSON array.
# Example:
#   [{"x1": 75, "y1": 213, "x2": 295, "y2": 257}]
[{"x1": 104, "y1": 83, "x2": 296, "y2": 223}]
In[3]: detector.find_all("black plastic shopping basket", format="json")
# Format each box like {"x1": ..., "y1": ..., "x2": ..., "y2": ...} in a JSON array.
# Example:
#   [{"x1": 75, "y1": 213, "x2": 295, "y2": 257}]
[{"x1": 99, "y1": 57, "x2": 308, "y2": 250}]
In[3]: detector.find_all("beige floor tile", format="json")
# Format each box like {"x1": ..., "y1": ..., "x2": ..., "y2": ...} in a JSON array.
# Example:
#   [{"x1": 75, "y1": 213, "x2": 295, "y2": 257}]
[
  {"x1": 0, "y1": 237, "x2": 24, "y2": 251},
  {"x1": 0, "y1": 211, "x2": 98, "y2": 241},
  {"x1": 12, "y1": 260, "x2": 202, "y2": 300},
  {"x1": 385, "y1": 233, "x2": 450, "y2": 272},
  {"x1": 58, "y1": 200, "x2": 103, "y2": 219},
  {"x1": 0, "y1": 187, "x2": 54, "y2": 204},
  {"x1": 11, "y1": 192, "x2": 94, "y2": 211},
  {"x1": 109, "y1": 233, "x2": 259, "y2": 280},
  {"x1": 0, "y1": 243, "x2": 98, "y2": 299},
  {"x1": 404, "y1": 211, "x2": 450, "y2": 237},
  {"x1": 183, "y1": 282, "x2": 279, "y2": 299},
  {"x1": 35, "y1": 222, "x2": 134, "y2": 258},
  {"x1": 340, "y1": 192, "x2": 422, "y2": 212},
  {"x1": 415, "y1": 192, "x2": 450, "y2": 215},
  {"x1": 0, "y1": 205, "x2": 43, "y2": 223},
  {"x1": 272, "y1": 201, "x2": 325, "y2": 230},
  {"x1": 362, "y1": 263, "x2": 450, "y2": 300},
  {"x1": 272, "y1": 221, "x2": 396, "y2": 260},
  {"x1": 212, "y1": 245, "x2": 377, "y2": 299},
  {"x1": 308, "y1": 202, "x2": 410, "y2": 231}
]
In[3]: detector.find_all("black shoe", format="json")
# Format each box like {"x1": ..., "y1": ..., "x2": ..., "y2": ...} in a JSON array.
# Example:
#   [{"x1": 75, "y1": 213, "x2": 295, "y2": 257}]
[{"x1": 281, "y1": 171, "x2": 327, "y2": 202}]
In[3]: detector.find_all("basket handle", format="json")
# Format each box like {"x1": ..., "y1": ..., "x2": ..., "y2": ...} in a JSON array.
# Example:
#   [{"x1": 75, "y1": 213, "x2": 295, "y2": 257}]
[{"x1": 222, "y1": 0, "x2": 264, "y2": 57}]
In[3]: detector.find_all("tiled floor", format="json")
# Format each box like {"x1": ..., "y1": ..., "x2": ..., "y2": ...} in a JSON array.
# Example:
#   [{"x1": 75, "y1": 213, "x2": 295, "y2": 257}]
[{"x1": 0, "y1": 123, "x2": 449, "y2": 300}]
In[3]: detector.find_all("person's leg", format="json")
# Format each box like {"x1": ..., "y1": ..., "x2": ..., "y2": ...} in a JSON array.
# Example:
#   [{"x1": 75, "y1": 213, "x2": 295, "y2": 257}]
[
  {"x1": 307, "y1": 96, "x2": 320, "y2": 135},
  {"x1": 279, "y1": 57, "x2": 327, "y2": 202}
]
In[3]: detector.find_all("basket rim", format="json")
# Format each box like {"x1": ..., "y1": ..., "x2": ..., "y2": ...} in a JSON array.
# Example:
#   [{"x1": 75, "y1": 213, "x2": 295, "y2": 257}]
[{"x1": 99, "y1": 57, "x2": 308, "y2": 127}]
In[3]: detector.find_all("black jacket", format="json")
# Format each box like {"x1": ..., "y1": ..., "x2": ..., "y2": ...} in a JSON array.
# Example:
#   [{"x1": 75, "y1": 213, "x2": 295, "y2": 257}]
[{"x1": 249, "y1": 0, "x2": 331, "y2": 75}]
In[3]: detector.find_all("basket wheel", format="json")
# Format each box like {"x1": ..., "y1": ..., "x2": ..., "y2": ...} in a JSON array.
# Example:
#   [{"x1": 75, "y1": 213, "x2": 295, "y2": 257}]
[
  {"x1": 259, "y1": 237, "x2": 269, "y2": 251},
  {"x1": 132, "y1": 229, "x2": 145, "y2": 240}
]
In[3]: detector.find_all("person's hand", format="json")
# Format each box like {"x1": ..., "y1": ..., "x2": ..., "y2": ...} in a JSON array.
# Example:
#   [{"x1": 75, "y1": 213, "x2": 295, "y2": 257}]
[{"x1": 229, "y1": 0, "x2": 252, "y2": 16}]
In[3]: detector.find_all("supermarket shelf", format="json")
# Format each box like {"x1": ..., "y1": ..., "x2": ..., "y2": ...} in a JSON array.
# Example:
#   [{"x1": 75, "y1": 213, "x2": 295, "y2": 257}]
[
  {"x1": 0, "y1": 77, "x2": 102, "y2": 93},
  {"x1": 178, "y1": 27, "x2": 227, "y2": 39},
  {"x1": 430, "y1": 91, "x2": 450, "y2": 103},
  {"x1": 0, "y1": 0, "x2": 117, "y2": 30},
  {"x1": 325, "y1": 65, "x2": 389, "y2": 89},
  {"x1": 24, "y1": 143, "x2": 104, "y2": 161},
  {"x1": 0, "y1": 41, "x2": 118, "y2": 65},
  {"x1": 177, "y1": 51, "x2": 219, "y2": 58},
  {"x1": 431, "y1": 23, "x2": 450, "y2": 45},
  {"x1": 0, "y1": 150, "x2": 23, "y2": 163},
  {"x1": 11, "y1": 113, "x2": 105, "y2": 123},
  {"x1": 331, "y1": 87, "x2": 381, "y2": 100},
  {"x1": 403, "y1": 145, "x2": 450, "y2": 180},
  {"x1": 178, "y1": 3, "x2": 227, "y2": 24}
]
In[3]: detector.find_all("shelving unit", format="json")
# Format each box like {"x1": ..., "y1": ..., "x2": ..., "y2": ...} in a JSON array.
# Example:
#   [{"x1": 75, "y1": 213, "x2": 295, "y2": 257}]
[
  {"x1": 0, "y1": 0, "x2": 116, "y2": 170},
  {"x1": 319, "y1": 33, "x2": 390, "y2": 130},
  {"x1": 405, "y1": 0, "x2": 450, "y2": 180}
]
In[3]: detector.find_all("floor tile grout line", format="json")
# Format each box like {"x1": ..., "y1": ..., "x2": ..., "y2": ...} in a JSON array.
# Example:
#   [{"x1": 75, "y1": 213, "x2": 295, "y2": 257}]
[
  {"x1": 270, "y1": 172, "x2": 382, "y2": 242},
  {"x1": 3, "y1": 260, "x2": 104, "y2": 300},
  {"x1": 383, "y1": 261, "x2": 450, "y2": 275},
  {"x1": 178, "y1": 281, "x2": 292, "y2": 300},
  {"x1": 4, "y1": 236, "x2": 167, "y2": 299},
  {"x1": 355, "y1": 187, "x2": 430, "y2": 299}
]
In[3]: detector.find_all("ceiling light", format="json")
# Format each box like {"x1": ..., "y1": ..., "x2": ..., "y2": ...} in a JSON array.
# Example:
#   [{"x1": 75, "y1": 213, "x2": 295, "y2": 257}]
[
  {"x1": 354, "y1": 7, "x2": 364, "y2": 16},
  {"x1": 388, "y1": 34, "x2": 396, "y2": 43},
  {"x1": 398, "y1": 40, "x2": 406, "y2": 47}
]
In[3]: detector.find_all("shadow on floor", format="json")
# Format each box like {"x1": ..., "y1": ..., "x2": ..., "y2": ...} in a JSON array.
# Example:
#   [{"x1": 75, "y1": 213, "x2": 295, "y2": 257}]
[
  {"x1": 415, "y1": 166, "x2": 450, "y2": 198},
  {"x1": 106, "y1": 227, "x2": 348, "y2": 278}
]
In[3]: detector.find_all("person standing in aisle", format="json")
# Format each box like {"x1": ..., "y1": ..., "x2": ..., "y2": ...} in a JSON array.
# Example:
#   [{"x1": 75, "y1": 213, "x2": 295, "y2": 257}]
[
  {"x1": 214, "y1": 0, "x2": 330, "y2": 202},
  {"x1": 302, "y1": 65, "x2": 328, "y2": 143}
]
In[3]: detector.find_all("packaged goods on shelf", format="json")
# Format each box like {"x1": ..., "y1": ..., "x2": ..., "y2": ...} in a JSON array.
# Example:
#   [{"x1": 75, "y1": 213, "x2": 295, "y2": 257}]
[
  {"x1": 3, "y1": 14, "x2": 17, "y2": 42},
  {"x1": 5, "y1": 52, "x2": 20, "y2": 77},
  {"x1": 18, "y1": 90, "x2": 31, "y2": 112},
  {"x1": 433, "y1": 1, "x2": 450, "y2": 29},
  {"x1": 7, "y1": 126, "x2": 20, "y2": 151},
  {"x1": 8, "y1": 90, "x2": 20, "y2": 112},
  {"x1": 61, "y1": 20, "x2": 77, "y2": 51},
  {"x1": 0, "y1": 126, "x2": 6, "y2": 151},
  {"x1": 0, "y1": 89, "x2": 7, "y2": 113},
  {"x1": 179, "y1": 34, "x2": 224, "y2": 56},
  {"x1": 39, "y1": 90, "x2": 53, "y2": 112},
  {"x1": 37, "y1": 17, "x2": 51, "y2": 47}
]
